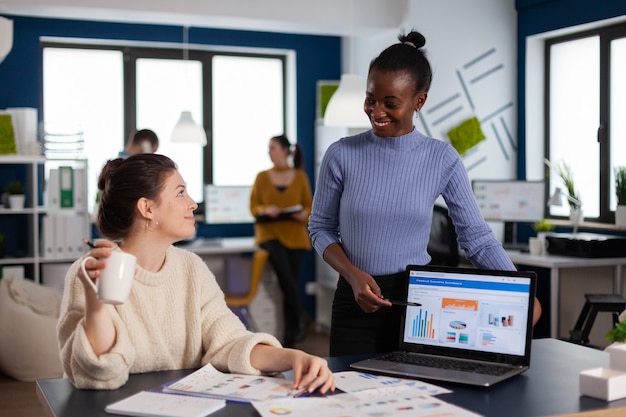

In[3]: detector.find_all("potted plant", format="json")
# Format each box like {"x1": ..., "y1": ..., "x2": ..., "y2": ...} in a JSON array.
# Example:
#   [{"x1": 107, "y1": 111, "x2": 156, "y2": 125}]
[
  {"x1": 533, "y1": 219, "x2": 555, "y2": 233},
  {"x1": 615, "y1": 166, "x2": 626, "y2": 226},
  {"x1": 531, "y1": 219, "x2": 555, "y2": 255},
  {"x1": 605, "y1": 319, "x2": 626, "y2": 372},
  {"x1": 545, "y1": 159, "x2": 582, "y2": 222},
  {"x1": 5, "y1": 180, "x2": 26, "y2": 210}
]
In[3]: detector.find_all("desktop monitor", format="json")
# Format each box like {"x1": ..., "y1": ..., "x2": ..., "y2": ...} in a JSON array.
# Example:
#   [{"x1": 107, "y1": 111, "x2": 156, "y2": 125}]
[
  {"x1": 204, "y1": 185, "x2": 255, "y2": 224},
  {"x1": 472, "y1": 180, "x2": 546, "y2": 222}
]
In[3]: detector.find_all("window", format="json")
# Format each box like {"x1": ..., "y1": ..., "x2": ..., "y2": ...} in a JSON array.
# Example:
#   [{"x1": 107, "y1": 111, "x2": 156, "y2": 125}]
[
  {"x1": 212, "y1": 55, "x2": 284, "y2": 186},
  {"x1": 135, "y1": 57, "x2": 204, "y2": 201},
  {"x1": 42, "y1": 41, "x2": 288, "y2": 212},
  {"x1": 546, "y1": 22, "x2": 626, "y2": 222},
  {"x1": 42, "y1": 46, "x2": 124, "y2": 212}
]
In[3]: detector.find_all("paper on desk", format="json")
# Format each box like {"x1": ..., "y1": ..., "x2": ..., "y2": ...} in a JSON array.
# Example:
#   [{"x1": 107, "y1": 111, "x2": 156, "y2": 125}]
[
  {"x1": 333, "y1": 371, "x2": 451, "y2": 395},
  {"x1": 163, "y1": 363, "x2": 293, "y2": 402},
  {"x1": 252, "y1": 385, "x2": 482, "y2": 417}
]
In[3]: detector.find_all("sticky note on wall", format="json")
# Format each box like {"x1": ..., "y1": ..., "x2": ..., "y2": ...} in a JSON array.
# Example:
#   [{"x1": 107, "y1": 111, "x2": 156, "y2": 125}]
[{"x1": 447, "y1": 116, "x2": 486, "y2": 156}]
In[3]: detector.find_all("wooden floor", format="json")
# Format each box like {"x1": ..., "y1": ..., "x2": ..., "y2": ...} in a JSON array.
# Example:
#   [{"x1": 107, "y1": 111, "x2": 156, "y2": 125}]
[{"x1": 0, "y1": 323, "x2": 329, "y2": 417}]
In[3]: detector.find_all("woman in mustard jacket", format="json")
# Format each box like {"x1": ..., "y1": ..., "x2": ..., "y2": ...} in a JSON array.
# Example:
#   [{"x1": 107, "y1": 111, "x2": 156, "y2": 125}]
[{"x1": 250, "y1": 134, "x2": 313, "y2": 347}]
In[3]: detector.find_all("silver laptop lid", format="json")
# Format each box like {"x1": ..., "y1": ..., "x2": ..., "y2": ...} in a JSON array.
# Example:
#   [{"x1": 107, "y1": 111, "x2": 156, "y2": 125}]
[{"x1": 398, "y1": 265, "x2": 536, "y2": 367}]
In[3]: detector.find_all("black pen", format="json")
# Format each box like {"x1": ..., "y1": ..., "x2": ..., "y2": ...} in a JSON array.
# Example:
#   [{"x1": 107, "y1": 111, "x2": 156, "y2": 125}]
[
  {"x1": 83, "y1": 239, "x2": 96, "y2": 249},
  {"x1": 385, "y1": 299, "x2": 422, "y2": 307}
]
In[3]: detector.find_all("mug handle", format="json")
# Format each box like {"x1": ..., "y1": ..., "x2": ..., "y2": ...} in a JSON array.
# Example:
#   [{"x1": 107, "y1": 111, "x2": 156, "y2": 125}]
[{"x1": 80, "y1": 255, "x2": 99, "y2": 294}]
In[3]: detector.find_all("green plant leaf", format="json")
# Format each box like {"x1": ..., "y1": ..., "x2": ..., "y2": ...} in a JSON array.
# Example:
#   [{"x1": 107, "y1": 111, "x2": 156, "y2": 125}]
[{"x1": 606, "y1": 320, "x2": 626, "y2": 342}]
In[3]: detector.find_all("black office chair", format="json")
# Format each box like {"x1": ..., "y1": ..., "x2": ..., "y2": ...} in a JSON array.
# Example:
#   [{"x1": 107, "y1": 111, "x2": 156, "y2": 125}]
[{"x1": 427, "y1": 204, "x2": 459, "y2": 267}]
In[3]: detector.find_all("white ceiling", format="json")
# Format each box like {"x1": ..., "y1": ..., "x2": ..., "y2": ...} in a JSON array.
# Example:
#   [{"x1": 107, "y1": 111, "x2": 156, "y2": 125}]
[{"x1": 0, "y1": 0, "x2": 408, "y2": 36}]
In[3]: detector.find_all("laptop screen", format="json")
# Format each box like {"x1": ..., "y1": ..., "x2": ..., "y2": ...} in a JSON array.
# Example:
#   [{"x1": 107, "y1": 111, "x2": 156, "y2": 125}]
[{"x1": 400, "y1": 266, "x2": 536, "y2": 360}]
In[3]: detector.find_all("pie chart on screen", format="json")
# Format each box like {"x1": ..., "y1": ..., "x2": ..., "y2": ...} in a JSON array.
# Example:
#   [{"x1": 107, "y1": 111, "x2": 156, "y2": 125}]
[{"x1": 449, "y1": 320, "x2": 467, "y2": 329}]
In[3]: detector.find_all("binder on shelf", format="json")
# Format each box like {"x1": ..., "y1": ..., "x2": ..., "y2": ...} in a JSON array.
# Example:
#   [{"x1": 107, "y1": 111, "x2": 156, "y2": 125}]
[
  {"x1": 55, "y1": 216, "x2": 67, "y2": 259},
  {"x1": 41, "y1": 214, "x2": 57, "y2": 259},
  {"x1": 73, "y1": 168, "x2": 86, "y2": 212},
  {"x1": 47, "y1": 166, "x2": 87, "y2": 212},
  {"x1": 59, "y1": 166, "x2": 74, "y2": 209},
  {"x1": 66, "y1": 214, "x2": 86, "y2": 257},
  {"x1": 47, "y1": 168, "x2": 60, "y2": 211}
]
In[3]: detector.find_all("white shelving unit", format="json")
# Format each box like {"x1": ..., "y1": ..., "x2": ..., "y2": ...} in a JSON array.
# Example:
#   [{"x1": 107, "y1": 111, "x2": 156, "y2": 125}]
[{"x1": 0, "y1": 155, "x2": 90, "y2": 283}]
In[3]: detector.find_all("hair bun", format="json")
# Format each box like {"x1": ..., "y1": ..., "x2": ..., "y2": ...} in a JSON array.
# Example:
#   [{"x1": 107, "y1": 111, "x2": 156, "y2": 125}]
[
  {"x1": 399, "y1": 30, "x2": 426, "y2": 49},
  {"x1": 97, "y1": 158, "x2": 124, "y2": 192}
]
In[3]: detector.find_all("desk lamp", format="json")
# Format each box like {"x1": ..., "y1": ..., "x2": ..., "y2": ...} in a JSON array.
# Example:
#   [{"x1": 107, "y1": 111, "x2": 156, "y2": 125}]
[{"x1": 547, "y1": 187, "x2": 582, "y2": 234}]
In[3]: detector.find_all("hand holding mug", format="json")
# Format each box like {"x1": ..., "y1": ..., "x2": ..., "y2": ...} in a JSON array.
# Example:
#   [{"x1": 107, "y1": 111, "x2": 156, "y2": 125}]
[{"x1": 80, "y1": 248, "x2": 136, "y2": 305}]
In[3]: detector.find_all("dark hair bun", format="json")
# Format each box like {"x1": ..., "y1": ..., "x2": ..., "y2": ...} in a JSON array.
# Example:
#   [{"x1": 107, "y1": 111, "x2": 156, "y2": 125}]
[
  {"x1": 97, "y1": 158, "x2": 125, "y2": 192},
  {"x1": 398, "y1": 30, "x2": 426, "y2": 49}
]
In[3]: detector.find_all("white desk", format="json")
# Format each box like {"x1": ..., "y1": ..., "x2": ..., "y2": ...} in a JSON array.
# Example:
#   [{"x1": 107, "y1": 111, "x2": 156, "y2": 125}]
[
  {"x1": 506, "y1": 250, "x2": 626, "y2": 339},
  {"x1": 177, "y1": 237, "x2": 257, "y2": 255}
]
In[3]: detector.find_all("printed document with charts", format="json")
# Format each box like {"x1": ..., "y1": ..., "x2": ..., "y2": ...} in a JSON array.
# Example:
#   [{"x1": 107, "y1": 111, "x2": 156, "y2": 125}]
[
  {"x1": 252, "y1": 384, "x2": 482, "y2": 417},
  {"x1": 162, "y1": 363, "x2": 295, "y2": 403}
]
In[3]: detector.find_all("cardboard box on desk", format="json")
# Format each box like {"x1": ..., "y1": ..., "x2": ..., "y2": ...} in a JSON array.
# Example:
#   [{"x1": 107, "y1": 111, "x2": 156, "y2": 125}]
[{"x1": 546, "y1": 233, "x2": 626, "y2": 258}]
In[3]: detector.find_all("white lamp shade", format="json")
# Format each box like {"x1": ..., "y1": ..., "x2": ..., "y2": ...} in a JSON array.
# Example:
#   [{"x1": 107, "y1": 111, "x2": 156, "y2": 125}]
[
  {"x1": 547, "y1": 187, "x2": 564, "y2": 207},
  {"x1": 547, "y1": 186, "x2": 581, "y2": 208},
  {"x1": 323, "y1": 73, "x2": 370, "y2": 128},
  {"x1": 0, "y1": 16, "x2": 13, "y2": 64},
  {"x1": 171, "y1": 111, "x2": 207, "y2": 146}
]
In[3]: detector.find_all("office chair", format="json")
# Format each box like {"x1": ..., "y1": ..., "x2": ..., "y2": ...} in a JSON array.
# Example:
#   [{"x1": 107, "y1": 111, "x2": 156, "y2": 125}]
[
  {"x1": 225, "y1": 248, "x2": 269, "y2": 331},
  {"x1": 427, "y1": 205, "x2": 459, "y2": 267}
]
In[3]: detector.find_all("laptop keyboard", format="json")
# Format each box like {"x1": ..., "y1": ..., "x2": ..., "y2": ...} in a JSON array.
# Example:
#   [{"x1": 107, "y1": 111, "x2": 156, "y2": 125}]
[{"x1": 380, "y1": 352, "x2": 513, "y2": 376}]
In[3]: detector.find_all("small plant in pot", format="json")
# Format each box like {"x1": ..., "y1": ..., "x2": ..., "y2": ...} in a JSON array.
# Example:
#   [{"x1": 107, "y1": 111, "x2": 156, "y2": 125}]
[
  {"x1": 6, "y1": 180, "x2": 25, "y2": 195},
  {"x1": 605, "y1": 318, "x2": 626, "y2": 372},
  {"x1": 5, "y1": 180, "x2": 26, "y2": 210},
  {"x1": 532, "y1": 219, "x2": 555, "y2": 233},
  {"x1": 531, "y1": 219, "x2": 554, "y2": 256},
  {"x1": 615, "y1": 166, "x2": 626, "y2": 226}
]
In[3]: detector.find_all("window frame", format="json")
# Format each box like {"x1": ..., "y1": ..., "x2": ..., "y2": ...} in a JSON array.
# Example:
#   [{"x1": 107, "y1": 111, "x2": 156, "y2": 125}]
[
  {"x1": 41, "y1": 39, "x2": 289, "y2": 197},
  {"x1": 544, "y1": 21, "x2": 626, "y2": 223}
]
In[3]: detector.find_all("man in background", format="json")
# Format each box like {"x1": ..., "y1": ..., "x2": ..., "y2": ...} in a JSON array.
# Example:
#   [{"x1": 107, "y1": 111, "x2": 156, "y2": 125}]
[{"x1": 119, "y1": 129, "x2": 159, "y2": 157}]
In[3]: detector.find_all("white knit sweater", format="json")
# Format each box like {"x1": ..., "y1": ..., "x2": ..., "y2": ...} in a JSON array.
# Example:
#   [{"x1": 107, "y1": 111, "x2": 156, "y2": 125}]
[{"x1": 57, "y1": 245, "x2": 281, "y2": 389}]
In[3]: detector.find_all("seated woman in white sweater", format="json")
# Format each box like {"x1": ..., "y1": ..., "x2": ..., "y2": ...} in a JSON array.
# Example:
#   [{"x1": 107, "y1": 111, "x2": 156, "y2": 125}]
[{"x1": 57, "y1": 153, "x2": 335, "y2": 392}]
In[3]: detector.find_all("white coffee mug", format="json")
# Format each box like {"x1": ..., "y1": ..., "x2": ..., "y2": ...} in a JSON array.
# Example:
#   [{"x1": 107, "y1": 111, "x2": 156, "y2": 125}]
[
  {"x1": 80, "y1": 251, "x2": 136, "y2": 304},
  {"x1": 528, "y1": 237, "x2": 543, "y2": 256}
]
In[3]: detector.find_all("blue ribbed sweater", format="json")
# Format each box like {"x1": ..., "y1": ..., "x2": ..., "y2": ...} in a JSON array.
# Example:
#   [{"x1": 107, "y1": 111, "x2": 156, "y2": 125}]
[{"x1": 308, "y1": 128, "x2": 515, "y2": 276}]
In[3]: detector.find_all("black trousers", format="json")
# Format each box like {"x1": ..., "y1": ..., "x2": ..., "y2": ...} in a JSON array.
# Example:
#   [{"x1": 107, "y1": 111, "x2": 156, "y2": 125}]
[
  {"x1": 259, "y1": 239, "x2": 306, "y2": 346},
  {"x1": 329, "y1": 272, "x2": 406, "y2": 356}
]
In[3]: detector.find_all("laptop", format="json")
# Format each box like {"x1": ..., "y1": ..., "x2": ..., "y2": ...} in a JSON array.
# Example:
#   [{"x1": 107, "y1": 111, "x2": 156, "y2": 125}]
[{"x1": 351, "y1": 264, "x2": 537, "y2": 387}]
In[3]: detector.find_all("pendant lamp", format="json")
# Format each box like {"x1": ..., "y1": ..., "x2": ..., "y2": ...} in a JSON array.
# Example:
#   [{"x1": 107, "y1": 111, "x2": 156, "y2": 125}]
[
  {"x1": 324, "y1": 73, "x2": 369, "y2": 127},
  {"x1": 0, "y1": 16, "x2": 13, "y2": 64},
  {"x1": 323, "y1": 0, "x2": 369, "y2": 128},
  {"x1": 170, "y1": 26, "x2": 207, "y2": 146},
  {"x1": 171, "y1": 111, "x2": 207, "y2": 146}
]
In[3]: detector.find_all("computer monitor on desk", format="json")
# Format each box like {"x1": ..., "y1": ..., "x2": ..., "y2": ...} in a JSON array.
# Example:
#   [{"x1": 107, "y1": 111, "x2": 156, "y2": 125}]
[
  {"x1": 472, "y1": 180, "x2": 546, "y2": 249},
  {"x1": 204, "y1": 185, "x2": 255, "y2": 225}
]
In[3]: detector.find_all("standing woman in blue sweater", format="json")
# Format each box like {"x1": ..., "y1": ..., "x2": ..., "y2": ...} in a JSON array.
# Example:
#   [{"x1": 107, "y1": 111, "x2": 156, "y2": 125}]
[{"x1": 308, "y1": 30, "x2": 541, "y2": 356}]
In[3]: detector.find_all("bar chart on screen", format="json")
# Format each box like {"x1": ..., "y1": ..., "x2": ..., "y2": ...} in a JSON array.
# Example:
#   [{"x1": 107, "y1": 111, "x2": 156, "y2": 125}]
[{"x1": 410, "y1": 308, "x2": 436, "y2": 339}]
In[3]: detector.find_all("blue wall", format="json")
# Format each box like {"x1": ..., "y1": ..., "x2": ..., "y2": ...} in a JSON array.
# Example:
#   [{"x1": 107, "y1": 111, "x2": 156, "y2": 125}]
[
  {"x1": 0, "y1": 14, "x2": 341, "y2": 314},
  {"x1": 515, "y1": 0, "x2": 626, "y2": 179}
]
